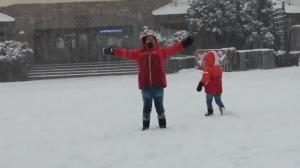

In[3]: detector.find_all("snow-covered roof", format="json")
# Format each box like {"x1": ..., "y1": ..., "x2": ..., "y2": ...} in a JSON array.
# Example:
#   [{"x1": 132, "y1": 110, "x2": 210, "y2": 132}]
[
  {"x1": 152, "y1": 0, "x2": 191, "y2": 16},
  {"x1": 274, "y1": 4, "x2": 300, "y2": 13},
  {"x1": 0, "y1": 0, "x2": 123, "y2": 7},
  {"x1": 290, "y1": 25, "x2": 300, "y2": 29},
  {"x1": 0, "y1": 12, "x2": 15, "y2": 22},
  {"x1": 284, "y1": 5, "x2": 300, "y2": 13},
  {"x1": 273, "y1": 0, "x2": 300, "y2": 13}
]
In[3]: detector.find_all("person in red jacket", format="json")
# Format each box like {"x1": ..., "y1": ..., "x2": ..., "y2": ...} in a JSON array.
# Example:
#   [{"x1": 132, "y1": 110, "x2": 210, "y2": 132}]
[
  {"x1": 104, "y1": 31, "x2": 194, "y2": 130},
  {"x1": 103, "y1": 30, "x2": 193, "y2": 130},
  {"x1": 197, "y1": 51, "x2": 225, "y2": 116}
]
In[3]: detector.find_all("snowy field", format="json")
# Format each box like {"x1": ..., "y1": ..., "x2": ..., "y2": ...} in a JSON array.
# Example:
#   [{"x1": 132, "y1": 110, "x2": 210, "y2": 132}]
[{"x1": 1, "y1": 67, "x2": 300, "y2": 168}]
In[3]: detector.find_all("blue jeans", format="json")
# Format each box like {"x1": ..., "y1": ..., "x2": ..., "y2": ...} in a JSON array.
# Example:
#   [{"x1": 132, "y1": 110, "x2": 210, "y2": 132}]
[
  {"x1": 206, "y1": 94, "x2": 225, "y2": 110},
  {"x1": 141, "y1": 86, "x2": 165, "y2": 121}
]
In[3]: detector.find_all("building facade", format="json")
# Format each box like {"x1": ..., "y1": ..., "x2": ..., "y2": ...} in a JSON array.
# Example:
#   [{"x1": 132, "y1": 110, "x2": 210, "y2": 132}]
[
  {"x1": 1, "y1": 0, "x2": 300, "y2": 65},
  {"x1": 0, "y1": 12, "x2": 15, "y2": 41},
  {"x1": 0, "y1": 0, "x2": 171, "y2": 63}
]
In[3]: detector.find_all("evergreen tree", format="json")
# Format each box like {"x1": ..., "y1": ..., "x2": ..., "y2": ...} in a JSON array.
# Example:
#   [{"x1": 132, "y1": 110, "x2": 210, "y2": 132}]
[
  {"x1": 244, "y1": 0, "x2": 275, "y2": 49},
  {"x1": 186, "y1": 0, "x2": 275, "y2": 49}
]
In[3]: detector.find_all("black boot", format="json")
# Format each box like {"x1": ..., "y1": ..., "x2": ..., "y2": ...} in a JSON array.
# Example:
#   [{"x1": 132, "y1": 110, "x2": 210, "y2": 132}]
[
  {"x1": 205, "y1": 109, "x2": 213, "y2": 116},
  {"x1": 142, "y1": 120, "x2": 150, "y2": 131},
  {"x1": 158, "y1": 117, "x2": 166, "y2": 129}
]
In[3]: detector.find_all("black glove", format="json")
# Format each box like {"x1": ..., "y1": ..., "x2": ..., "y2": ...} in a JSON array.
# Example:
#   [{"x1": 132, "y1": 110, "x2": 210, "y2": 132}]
[
  {"x1": 182, "y1": 35, "x2": 194, "y2": 48},
  {"x1": 103, "y1": 48, "x2": 114, "y2": 55},
  {"x1": 196, "y1": 82, "x2": 204, "y2": 92}
]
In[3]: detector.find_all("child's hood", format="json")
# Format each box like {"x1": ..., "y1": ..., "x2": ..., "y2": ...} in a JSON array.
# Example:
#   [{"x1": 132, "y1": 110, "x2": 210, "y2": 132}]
[{"x1": 204, "y1": 51, "x2": 221, "y2": 67}]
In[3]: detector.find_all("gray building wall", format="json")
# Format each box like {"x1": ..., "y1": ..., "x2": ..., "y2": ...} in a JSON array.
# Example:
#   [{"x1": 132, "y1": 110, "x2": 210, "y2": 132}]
[
  {"x1": 0, "y1": 22, "x2": 14, "y2": 41},
  {"x1": 0, "y1": 0, "x2": 171, "y2": 63},
  {"x1": 290, "y1": 25, "x2": 300, "y2": 50}
]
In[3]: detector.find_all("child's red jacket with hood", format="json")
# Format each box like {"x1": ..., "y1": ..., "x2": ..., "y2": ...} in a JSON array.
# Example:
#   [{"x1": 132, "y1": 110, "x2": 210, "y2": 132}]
[{"x1": 200, "y1": 51, "x2": 223, "y2": 94}]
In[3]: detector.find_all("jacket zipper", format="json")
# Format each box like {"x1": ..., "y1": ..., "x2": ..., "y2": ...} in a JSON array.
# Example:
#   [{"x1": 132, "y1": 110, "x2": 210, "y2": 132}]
[{"x1": 149, "y1": 52, "x2": 152, "y2": 86}]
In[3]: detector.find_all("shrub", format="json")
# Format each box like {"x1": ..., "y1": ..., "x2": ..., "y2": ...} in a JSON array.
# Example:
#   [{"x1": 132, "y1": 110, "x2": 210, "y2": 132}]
[{"x1": 0, "y1": 41, "x2": 33, "y2": 82}]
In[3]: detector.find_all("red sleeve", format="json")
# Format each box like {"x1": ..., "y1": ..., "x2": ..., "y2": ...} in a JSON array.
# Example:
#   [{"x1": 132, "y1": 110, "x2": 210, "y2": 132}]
[
  {"x1": 161, "y1": 42, "x2": 184, "y2": 59},
  {"x1": 114, "y1": 48, "x2": 141, "y2": 60},
  {"x1": 201, "y1": 70, "x2": 210, "y2": 85}
]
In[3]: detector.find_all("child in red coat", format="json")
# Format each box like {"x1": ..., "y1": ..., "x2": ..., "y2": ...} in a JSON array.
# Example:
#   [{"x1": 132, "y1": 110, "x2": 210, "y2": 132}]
[{"x1": 197, "y1": 51, "x2": 225, "y2": 116}]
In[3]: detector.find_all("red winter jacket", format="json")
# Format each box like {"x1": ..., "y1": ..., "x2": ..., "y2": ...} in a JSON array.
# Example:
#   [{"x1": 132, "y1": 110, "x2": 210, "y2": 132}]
[
  {"x1": 114, "y1": 35, "x2": 184, "y2": 89},
  {"x1": 200, "y1": 51, "x2": 223, "y2": 94}
]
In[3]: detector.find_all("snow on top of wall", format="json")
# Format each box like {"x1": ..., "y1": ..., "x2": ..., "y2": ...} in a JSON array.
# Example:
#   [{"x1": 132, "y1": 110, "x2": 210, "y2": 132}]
[
  {"x1": 152, "y1": 0, "x2": 191, "y2": 16},
  {"x1": 238, "y1": 49, "x2": 274, "y2": 53},
  {"x1": 0, "y1": 12, "x2": 15, "y2": 22}
]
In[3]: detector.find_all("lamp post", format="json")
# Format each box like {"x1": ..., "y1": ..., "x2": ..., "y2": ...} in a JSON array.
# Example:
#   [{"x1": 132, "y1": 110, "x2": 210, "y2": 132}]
[
  {"x1": 282, "y1": 1, "x2": 290, "y2": 54},
  {"x1": 273, "y1": 1, "x2": 289, "y2": 53}
]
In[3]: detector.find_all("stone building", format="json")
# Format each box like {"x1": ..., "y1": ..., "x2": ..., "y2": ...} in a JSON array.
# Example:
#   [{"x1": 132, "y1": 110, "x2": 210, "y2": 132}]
[
  {"x1": 273, "y1": 0, "x2": 300, "y2": 26},
  {"x1": 0, "y1": 0, "x2": 171, "y2": 63},
  {"x1": 152, "y1": 0, "x2": 190, "y2": 33}
]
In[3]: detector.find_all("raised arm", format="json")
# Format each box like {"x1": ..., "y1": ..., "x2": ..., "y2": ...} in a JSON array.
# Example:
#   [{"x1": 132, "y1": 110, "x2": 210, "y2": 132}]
[
  {"x1": 161, "y1": 42, "x2": 184, "y2": 59},
  {"x1": 161, "y1": 35, "x2": 194, "y2": 59},
  {"x1": 103, "y1": 48, "x2": 141, "y2": 60}
]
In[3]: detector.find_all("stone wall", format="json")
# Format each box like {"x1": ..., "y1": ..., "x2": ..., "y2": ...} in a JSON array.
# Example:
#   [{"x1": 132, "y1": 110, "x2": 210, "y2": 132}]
[{"x1": 167, "y1": 48, "x2": 299, "y2": 74}]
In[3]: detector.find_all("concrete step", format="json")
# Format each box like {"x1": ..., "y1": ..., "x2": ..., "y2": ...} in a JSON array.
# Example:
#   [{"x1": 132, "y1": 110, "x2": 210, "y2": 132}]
[
  {"x1": 30, "y1": 61, "x2": 136, "y2": 70},
  {"x1": 28, "y1": 67, "x2": 138, "y2": 76},
  {"x1": 27, "y1": 61, "x2": 173, "y2": 81},
  {"x1": 27, "y1": 61, "x2": 139, "y2": 80},
  {"x1": 29, "y1": 65, "x2": 137, "y2": 73},
  {"x1": 31, "y1": 60, "x2": 133, "y2": 67},
  {"x1": 28, "y1": 70, "x2": 138, "y2": 80}
]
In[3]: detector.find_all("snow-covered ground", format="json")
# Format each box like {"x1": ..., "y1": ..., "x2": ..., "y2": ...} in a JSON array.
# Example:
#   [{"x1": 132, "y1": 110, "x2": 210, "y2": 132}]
[{"x1": 1, "y1": 67, "x2": 300, "y2": 168}]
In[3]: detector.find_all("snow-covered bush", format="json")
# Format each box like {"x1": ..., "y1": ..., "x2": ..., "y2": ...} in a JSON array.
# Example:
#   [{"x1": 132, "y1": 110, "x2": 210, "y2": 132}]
[
  {"x1": 186, "y1": 0, "x2": 275, "y2": 49},
  {"x1": 245, "y1": 27, "x2": 275, "y2": 49},
  {"x1": 160, "y1": 30, "x2": 190, "y2": 46},
  {"x1": 0, "y1": 41, "x2": 33, "y2": 82}
]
